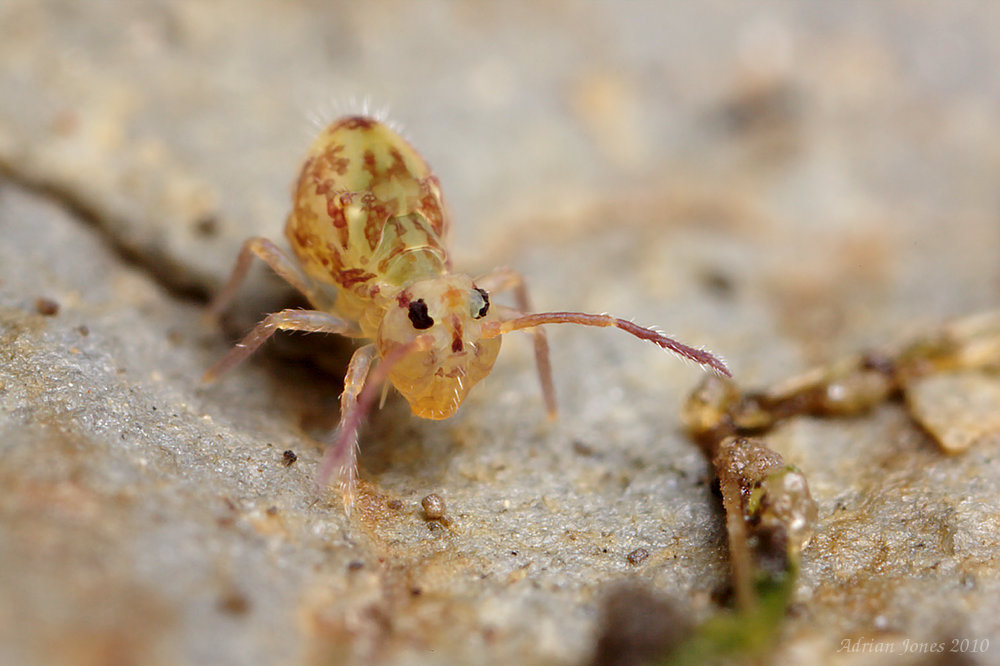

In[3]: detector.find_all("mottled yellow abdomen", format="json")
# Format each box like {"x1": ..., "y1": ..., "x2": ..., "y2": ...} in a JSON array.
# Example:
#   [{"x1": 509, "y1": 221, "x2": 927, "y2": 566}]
[{"x1": 285, "y1": 116, "x2": 450, "y2": 294}]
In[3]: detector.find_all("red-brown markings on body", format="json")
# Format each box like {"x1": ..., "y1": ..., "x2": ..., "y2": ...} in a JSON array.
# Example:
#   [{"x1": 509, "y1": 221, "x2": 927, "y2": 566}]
[
  {"x1": 419, "y1": 176, "x2": 447, "y2": 237},
  {"x1": 419, "y1": 195, "x2": 445, "y2": 238},
  {"x1": 385, "y1": 147, "x2": 412, "y2": 180},
  {"x1": 322, "y1": 243, "x2": 343, "y2": 277},
  {"x1": 327, "y1": 196, "x2": 348, "y2": 227},
  {"x1": 356, "y1": 188, "x2": 393, "y2": 253},
  {"x1": 364, "y1": 206, "x2": 388, "y2": 251},
  {"x1": 320, "y1": 196, "x2": 348, "y2": 248},
  {"x1": 339, "y1": 116, "x2": 377, "y2": 130},
  {"x1": 315, "y1": 144, "x2": 349, "y2": 178},
  {"x1": 337, "y1": 268, "x2": 376, "y2": 288},
  {"x1": 291, "y1": 227, "x2": 315, "y2": 250},
  {"x1": 362, "y1": 149, "x2": 379, "y2": 181},
  {"x1": 296, "y1": 157, "x2": 316, "y2": 192},
  {"x1": 451, "y1": 319, "x2": 464, "y2": 353}
]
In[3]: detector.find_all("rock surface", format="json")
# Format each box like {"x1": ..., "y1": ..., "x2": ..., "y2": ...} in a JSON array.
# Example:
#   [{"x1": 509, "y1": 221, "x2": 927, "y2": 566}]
[{"x1": 2, "y1": 2, "x2": 999, "y2": 664}]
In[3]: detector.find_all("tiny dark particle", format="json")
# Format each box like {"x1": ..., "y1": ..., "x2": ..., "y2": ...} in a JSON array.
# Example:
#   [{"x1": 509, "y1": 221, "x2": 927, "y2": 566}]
[
  {"x1": 626, "y1": 548, "x2": 649, "y2": 566},
  {"x1": 421, "y1": 493, "x2": 446, "y2": 520},
  {"x1": 861, "y1": 351, "x2": 895, "y2": 375},
  {"x1": 193, "y1": 214, "x2": 220, "y2": 238},
  {"x1": 386, "y1": 498, "x2": 404, "y2": 511},
  {"x1": 266, "y1": 506, "x2": 278, "y2": 516},
  {"x1": 282, "y1": 449, "x2": 297, "y2": 466},
  {"x1": 34, "y1": 297, "x2": 59, "y2": 316},
  {"x1": 218, "y1": 591, "x2": 250, "y2": 616},
  {"x1": 76, "y1": 325, "x2": 89, "y2": 336},
  {"x1": 698, "y1": 268, "x2": 736, "y2": 298},
  {"x1": 347, "y1": 560, "x2": 364, "y2": 571}
]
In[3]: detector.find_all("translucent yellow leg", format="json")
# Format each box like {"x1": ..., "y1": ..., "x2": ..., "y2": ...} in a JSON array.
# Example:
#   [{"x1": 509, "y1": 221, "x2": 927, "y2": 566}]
[
  {"x1": 202, "y1": 309, "x2": 361, "y2": 383},
  {"x1": 207, "y1": 237, "x2": 332, "y2": 319},
  {"x1": 315, "y1": 343, "x2": 378, "y2": 512}
]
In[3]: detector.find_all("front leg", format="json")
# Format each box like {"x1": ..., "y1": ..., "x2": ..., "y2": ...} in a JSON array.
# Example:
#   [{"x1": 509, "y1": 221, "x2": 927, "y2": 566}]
[
  {"x1": 315, "y1": 343, "x2": 378, "y2": 512},
  {"x1": 202, "y1": 309, "x2": 362, "y2": 383},
  {"x1": 476, "y1": 266, "x2": 557, "y2": 418}
]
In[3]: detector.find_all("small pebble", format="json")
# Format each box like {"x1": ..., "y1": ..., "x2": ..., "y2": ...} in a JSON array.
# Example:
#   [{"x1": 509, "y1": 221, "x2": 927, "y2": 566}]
[
  {"x1": 34, "y1": 297, "x2": 60, "y2": 316},
  {"x1": 626, "y1": 548, "x2": 649, "y2": 565},
  {"x1": 421, "y1": 493, "x2": 447, "y2": 520}
]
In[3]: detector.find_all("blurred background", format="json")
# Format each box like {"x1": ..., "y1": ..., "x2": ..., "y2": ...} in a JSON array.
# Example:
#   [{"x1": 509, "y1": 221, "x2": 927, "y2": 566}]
[{"x1": 2, "y1": 2, "x2": 999, "y2": 665}]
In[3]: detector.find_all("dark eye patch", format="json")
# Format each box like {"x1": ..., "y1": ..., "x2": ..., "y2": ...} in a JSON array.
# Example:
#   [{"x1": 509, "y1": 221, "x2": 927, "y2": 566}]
[
  {"x1": 473, "y1": 287, "x2": 490, "y2": 319},
  {"x1": 408, "y1": 299, "x2": 434, "y2": 329}
]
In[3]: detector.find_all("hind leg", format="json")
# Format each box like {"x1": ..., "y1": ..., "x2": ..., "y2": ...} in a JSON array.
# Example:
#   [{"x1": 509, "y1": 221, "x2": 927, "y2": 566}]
[
  {"x1": 207, "y1": 237, "x2": 333, "y2": 319},
  {"x1": 476, "y1": 266, "x2": 557, "y2": 418}
]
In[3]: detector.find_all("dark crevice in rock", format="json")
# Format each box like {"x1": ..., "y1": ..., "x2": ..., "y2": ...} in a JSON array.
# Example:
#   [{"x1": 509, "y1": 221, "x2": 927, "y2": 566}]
[{"x1": 0, "y1": 167, "x2": 211, "y2": 303}]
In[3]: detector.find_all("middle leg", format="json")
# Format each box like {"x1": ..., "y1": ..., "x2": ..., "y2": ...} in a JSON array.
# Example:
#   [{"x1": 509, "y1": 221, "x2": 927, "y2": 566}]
[{"x1": 202, "y1": 309, "x2": 362, "y2": 383}]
